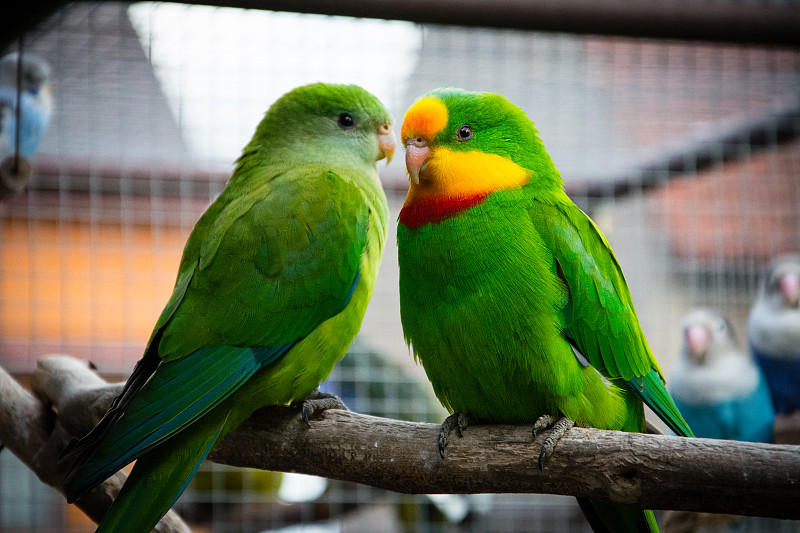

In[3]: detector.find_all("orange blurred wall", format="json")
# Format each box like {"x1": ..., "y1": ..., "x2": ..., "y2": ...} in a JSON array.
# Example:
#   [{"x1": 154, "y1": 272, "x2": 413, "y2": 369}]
[{"x1": 1, "y1": 216, "x2": 189, "y2": 370}]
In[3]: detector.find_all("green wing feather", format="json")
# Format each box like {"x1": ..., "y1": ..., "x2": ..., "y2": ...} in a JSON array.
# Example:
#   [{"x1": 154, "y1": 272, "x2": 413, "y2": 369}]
[
  {"x1": 61, "y1": 166, "x2": 374, "y2": 501},
  {"x1": 160, "y1": 169, "x2": 370, "y2": 358},
  {"x1": 92, "y1": 410, "x2": 231, "y2": 533},
  {"x1": 532, "y1": 195, "x2": 693, "y2": 437},
  {"x1": 62, "y1": 343, "x2": 296, "y2": 500}
]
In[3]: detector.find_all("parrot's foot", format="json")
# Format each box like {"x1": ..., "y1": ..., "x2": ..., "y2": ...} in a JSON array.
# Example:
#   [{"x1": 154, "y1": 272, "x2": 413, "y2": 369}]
[
  {"x1": 297, "y1": 391, "x2": 348, "y2": 426},
  {"x1": 532, "y1": 415, "x2": 574, "y2": 471},
  {"x1": 439, "y1": 413, "x2": 471, "y2": 459},
  {"x1": 532, "y1": 414, "x2": 557, "y2": 438}
]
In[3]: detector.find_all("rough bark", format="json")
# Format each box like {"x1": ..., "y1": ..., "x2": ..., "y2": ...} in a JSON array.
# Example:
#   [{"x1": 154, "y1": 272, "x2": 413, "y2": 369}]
[
  {"x1": 213, "y1": 406, "x2": 800, "y2": 519},
  {"x1": 0, "y1": 357, "x2": 190, "y2": 533},
  {"x1": 2, "y1": 354, "x2": 799, "y2": 529}
]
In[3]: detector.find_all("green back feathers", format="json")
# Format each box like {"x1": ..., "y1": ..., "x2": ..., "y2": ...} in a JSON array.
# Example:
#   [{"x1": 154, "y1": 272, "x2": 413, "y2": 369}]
[
  {"x1": 157, "y1": 171, "x2": 373, "y2": 360},
  {"x1": 62, "y1": 83, "x2": 392, "y2": 511},
  {"x1": 153, "y1": 82, "x2": 392, "y2": 359}
]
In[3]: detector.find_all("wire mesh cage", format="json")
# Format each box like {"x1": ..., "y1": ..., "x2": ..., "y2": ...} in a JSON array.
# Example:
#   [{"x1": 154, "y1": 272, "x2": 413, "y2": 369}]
[{"x1": 1, "y1": 1, "x2": 799, "y2": 532}]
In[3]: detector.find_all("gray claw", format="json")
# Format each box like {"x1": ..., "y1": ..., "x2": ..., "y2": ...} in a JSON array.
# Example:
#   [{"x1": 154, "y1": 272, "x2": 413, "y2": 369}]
[
  {"x1": 439, "y1": 413, "x2": 470, "y2": 458},
  {"x1": 534, "y1": 416, "x2": 574, "y2": 470},
  {"x1": 532, "y1": 414, "x2": 557, "y2": 438},
  {"x1": 297, "y1": 391, "x2": 348, "y2": 426}
]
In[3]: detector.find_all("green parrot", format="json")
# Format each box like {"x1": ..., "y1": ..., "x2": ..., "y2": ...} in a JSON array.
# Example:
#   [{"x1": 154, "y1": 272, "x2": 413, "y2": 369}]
[
  {"x1": 396, "y1": 88, "x2": 692, "y2": 533},
  {"x1": 59, "y1": 83, "x2": 394, "y2": 533}
]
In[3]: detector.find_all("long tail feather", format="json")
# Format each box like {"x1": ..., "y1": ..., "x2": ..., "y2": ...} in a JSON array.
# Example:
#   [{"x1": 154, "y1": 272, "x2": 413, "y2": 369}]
[
  {"x1": 628, "y1": 369, "x2": 694, "y2": 438},
  {"x1": 94, "y1": 410, "x2": 230, "y2": 533},
  {"x1": 578, "y1": 498, "x2": 659, "y2": 533}
]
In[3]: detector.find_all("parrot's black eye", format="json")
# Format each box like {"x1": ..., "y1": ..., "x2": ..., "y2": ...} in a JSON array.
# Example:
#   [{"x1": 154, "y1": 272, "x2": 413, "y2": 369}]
[
  {"x1": 456, "y1": 124, "x2": 473, "y2": 142},
  {"x1": 337, "y1": 113, "x2": 356, "y2": 129}
]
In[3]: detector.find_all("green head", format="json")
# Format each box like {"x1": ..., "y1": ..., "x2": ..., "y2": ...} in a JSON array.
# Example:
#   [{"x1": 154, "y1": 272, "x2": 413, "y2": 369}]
[
  {"x1": 400, "y1": 88, "x2": 562, "y2": 209},
  {"x1": 241, "y1": 83, "x2": 395, "y2": 172}
]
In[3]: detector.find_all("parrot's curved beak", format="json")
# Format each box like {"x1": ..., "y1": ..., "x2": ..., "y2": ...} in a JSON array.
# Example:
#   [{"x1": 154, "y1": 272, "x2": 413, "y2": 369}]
[
  {"x1": 685, "y1": 324, "x2": 709, "y2": 364},
  {"x1": 377, "y1": 123, "x2": 396, "y2": 165},
  {"x1": 780, "y1": 272, "x2": 800, "y2": 308},
  {"x1": 405, "y1": 137, "x2": 430, "y2": 185}
]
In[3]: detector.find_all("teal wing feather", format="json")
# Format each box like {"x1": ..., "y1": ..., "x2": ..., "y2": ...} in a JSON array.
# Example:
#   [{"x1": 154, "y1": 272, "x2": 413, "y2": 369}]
[
  {"x1": 62, "y1": 342, "x2": 297, "y2": 500},
  {"x1": 61, "y1": 167, "x2": 373, "y2": 500},
  {"x1": 93, "y1": 410, "x2": 231, "y2": 533},
  {"x1": 532, "y1": 197, "x2": 693, "y2": 437},
  {"x1": 635, "y1": 369, "x2": 693, "y2": 437}
]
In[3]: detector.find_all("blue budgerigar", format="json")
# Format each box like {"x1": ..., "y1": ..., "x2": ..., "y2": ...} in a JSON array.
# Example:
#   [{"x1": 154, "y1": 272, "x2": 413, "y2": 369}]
[
  {"x1": 670, "y1": 308, "x2": 774, "y2": 442},
  {"x1": 748, "y1": 254, "x2": 800, "y2": 415},
  {"x1": 0, "y1": 52, "x2": 53, "y2": 163}
]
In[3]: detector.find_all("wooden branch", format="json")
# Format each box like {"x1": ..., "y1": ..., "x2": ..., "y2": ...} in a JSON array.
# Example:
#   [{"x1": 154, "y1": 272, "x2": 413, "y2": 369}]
[
  {"x1": 2, "y1": 355, "x2": 800, "y2": 526},
  {"x1": 213, "y1": 407, "x2": 800, "y2": 519},
  {"x1": 0, "y1": 357, "x2": 190, "y2": 533}
]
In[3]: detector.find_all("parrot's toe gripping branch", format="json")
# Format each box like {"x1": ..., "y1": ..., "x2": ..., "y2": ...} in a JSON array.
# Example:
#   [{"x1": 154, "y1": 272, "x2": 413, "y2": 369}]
[
  {"x1": 298, "y1": 392, "x2": 349, "y2": 426},
  {"x1": 438, "y1": 413, "x2": 471, "y2": 459},
  {"x1": 532, "y1": 414, "x2": 557, "y2": 438},
  {"x1": 533, "y1": 415, "x2": 574, "y2": 471}
]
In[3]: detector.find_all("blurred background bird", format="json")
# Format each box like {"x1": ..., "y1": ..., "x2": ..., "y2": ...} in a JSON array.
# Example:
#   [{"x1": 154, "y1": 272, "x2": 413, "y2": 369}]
[
  {"x1": 663, "y1": 308, "x2": 784, "y2": 533},
  {"x1": 669, "y1": 308, "x2": 774, "y2": 443},
  {"x1": 0, "y1": 51, "x2": 53, "y2": 163},
  {"x1": 747, "y1": 254, "x2": 800, "y2": 417},
  {"x1": 0, "y1": 51, "x2": 53, "y2": 200}
]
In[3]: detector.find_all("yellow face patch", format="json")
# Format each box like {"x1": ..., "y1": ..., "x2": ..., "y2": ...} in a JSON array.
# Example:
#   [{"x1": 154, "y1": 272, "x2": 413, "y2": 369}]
[
  {"x1": 404, "y1": 147, "x2": 530, "y2": 205},
  {"x1": 401, "y1": 97, "x2": 448, "y2": 143}
]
